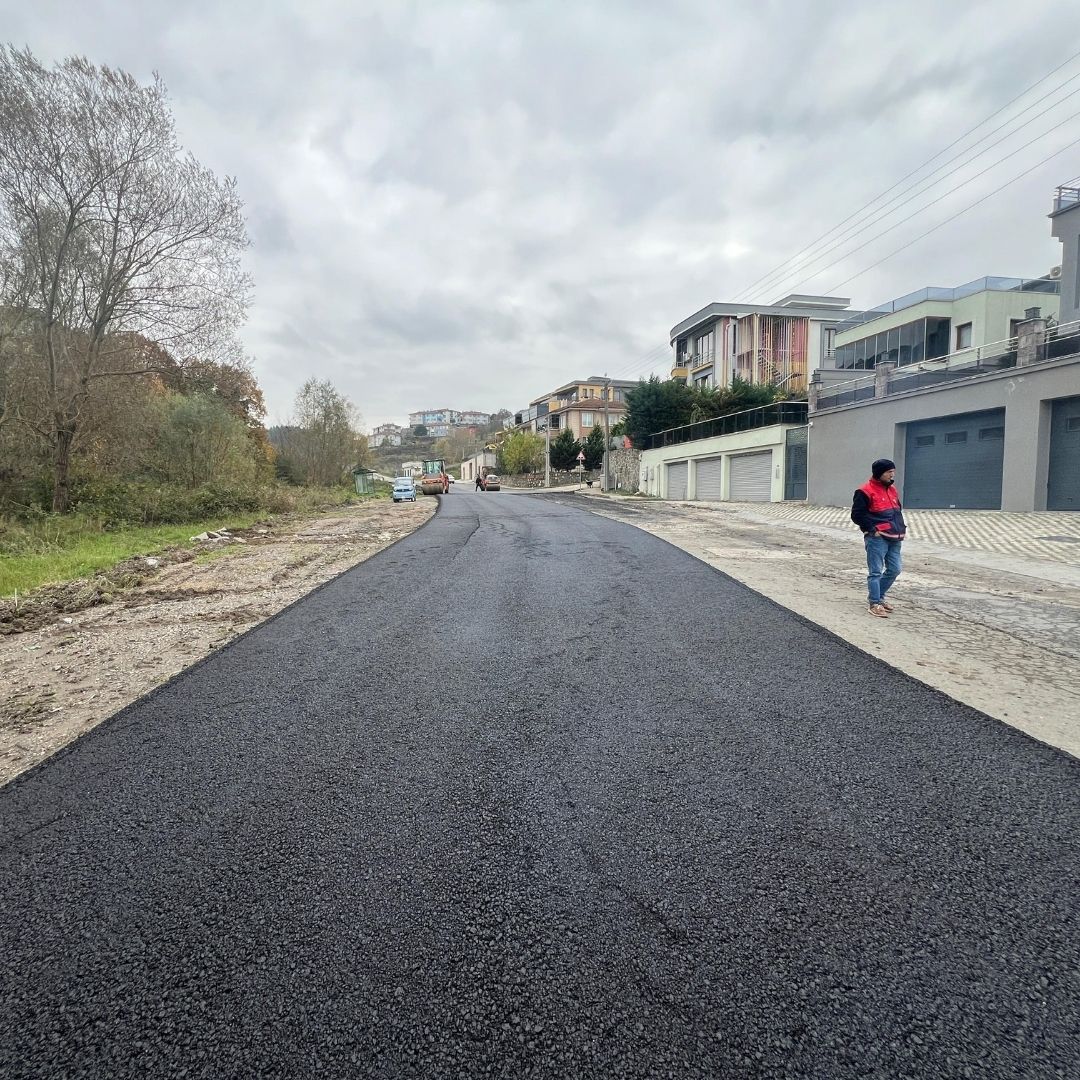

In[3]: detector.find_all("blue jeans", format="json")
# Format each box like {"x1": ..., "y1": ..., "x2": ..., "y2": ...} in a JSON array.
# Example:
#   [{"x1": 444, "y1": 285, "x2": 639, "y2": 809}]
[{"x1": 865, "y1": 535, "x2": 902, "y2": 605}]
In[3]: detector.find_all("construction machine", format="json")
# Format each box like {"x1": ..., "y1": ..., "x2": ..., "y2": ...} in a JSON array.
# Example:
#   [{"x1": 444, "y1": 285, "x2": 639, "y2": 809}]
[{"x1": 419, "y1": 458, "x2": 451, "y2": 495}]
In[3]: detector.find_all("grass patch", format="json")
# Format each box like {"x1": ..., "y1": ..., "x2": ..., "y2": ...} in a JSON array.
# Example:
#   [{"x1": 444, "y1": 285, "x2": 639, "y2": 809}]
[{"x1": 0, "y1": 513, "x2": 264, "y2": 597}]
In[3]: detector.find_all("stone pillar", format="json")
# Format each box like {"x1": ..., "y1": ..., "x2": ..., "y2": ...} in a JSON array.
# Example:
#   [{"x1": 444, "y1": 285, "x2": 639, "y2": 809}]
[
  {"x1": 1016, "y1": 307, "x2": 1046, "y2": 367},
  {"x1": 874, "y1": 361, "x2": 896, "y2": 398}
]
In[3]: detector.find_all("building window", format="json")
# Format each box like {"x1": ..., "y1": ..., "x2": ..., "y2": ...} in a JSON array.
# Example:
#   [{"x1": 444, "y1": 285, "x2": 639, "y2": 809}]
[
  {"x1": 956, "y1": 323, "x2": 973, "y2": 350},
  {"x1": 823, "y1": 327, "x2": 836, "y2": 359},
  {"x1": 1067, "y1": 417, "x2": 1080, "y2": 432},
  {"x1": 581, "y1": 412, "x2": 594, "y2": 427},
  {"x1": 945, "y1": 431, "x2": 967, "y2": 444},
  {"x1": 978, "y1": 426, "x2": 1004, "y2": 440},
  {"x1": 915, "y1": 435, "x2": 935, "y2": 447}
]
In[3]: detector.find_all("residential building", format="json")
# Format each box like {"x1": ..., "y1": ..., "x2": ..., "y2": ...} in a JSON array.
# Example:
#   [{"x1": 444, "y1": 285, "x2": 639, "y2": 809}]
[
  {"x1": 370, "y1": 422, "x2": 405, "y2": 448},
  {"x1": 823, "y1": 274, "x2": 1060, "y2": 382},
  {"x1": 408, "y1": 408, "x2": 491, "y2": 437},
  {"x1": 512, "y1": 377, "x2": 638, "y2": 441},
  {"x1": 669, "y1": 294, "x2": 855, "y2": 392},
  {"x1": 807, "y1": 190, "x2": 1079, "y2": 512},
  {"x1": 1050, "y1": 183, "x2": 1080, "y2": 324}
]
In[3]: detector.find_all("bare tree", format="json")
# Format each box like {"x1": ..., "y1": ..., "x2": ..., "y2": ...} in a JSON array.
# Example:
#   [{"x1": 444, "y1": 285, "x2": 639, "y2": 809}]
[{"x1": 0, "y1": 47, "x2": 250, "y2": 510}]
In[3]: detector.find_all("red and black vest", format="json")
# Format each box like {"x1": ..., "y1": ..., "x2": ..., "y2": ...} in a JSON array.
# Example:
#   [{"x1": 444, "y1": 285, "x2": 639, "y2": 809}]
[{"x1": 854, "y1": 478, "x2": 907, "y2": 539}]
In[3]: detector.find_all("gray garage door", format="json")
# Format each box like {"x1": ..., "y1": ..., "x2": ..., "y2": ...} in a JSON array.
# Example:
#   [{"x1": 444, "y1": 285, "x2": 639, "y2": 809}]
[
  {"x1": 729, "y1": 451, "x2": 772, "y2": 502},
  {"x1": 1048, "y1": 395, "x2": 1080, "y2": 510},
  {"x1": 666, "y1": 461, "x2": 688, "y2": 500},
  {"x1": 696, "y1": 457, "x2": 723, "y2": 501},
  {"x1": 904, "y1": 409, "x2": 1005, "y2": 509}
]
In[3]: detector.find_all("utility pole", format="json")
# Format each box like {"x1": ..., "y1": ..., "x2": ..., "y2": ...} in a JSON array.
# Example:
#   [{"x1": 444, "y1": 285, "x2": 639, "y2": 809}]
[
  {"x1": 544, "y1": 414, "x2": 551, "y2": 488},
  {"x1": 602, "y1": 375, "x2": 612, "y2": 492}
]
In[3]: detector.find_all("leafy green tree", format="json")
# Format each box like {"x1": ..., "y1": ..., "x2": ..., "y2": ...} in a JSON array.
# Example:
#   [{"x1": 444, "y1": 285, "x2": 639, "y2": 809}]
[
  {"x1": 153, "y1": 393, "x2": 259, "y2": 488},
  {"x1": 623, "y1": 376, "x2": 695, "y2": 448},
  {"x1": 413, "y1": 424, "x2": 428, "y2": 437},
  {"x1": 583, "y1": 424, "x2": 606, "y2": 471},
  {"x1": 499, "y1": 430, "x2": 544, "y2": 475},
  {"x1": 688, "y1": 377, "x2": 778, "y2": 423},
  {"x1": 549, "y1": 427, "x2": 581, "y2": 472}
]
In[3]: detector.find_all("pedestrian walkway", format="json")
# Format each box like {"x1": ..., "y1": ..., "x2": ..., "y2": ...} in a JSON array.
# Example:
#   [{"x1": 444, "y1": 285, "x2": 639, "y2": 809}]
[{"x1": 583, "y1": 492, "x2": 1080, "y2": 566}]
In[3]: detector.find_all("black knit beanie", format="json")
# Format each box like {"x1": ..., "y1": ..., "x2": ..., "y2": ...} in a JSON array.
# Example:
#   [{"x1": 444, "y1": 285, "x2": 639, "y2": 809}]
[{"x1": 871, "y1": 458, "x2": 895, "y2": 479}]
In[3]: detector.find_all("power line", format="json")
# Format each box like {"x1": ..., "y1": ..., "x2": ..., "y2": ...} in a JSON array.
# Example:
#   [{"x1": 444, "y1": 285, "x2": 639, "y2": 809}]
[
  {"x1": 770, "y1": 107, "x2": 1080, "y2": 299},
  {"x1": 826, "y1": 131, "x2": 1080, "y2": 294},
  {"x1": 731, "y1": 47, "x2": 1080, "y2": 303},
  {"x1": 762, "y1": 79, "x2": 1080, "y2": 302}
]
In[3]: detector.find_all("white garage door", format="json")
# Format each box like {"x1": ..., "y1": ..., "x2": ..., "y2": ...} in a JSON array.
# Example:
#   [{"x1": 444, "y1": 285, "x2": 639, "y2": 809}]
[
  {"x1": 696, "y1": 457, "x2": 723, "y2": 500},
  {"x1": 666, "y1": 461, "x2": 688, "y2": 500},
  {"x1": 729, "y1": 451, "x2": 772, "y2": 502}
]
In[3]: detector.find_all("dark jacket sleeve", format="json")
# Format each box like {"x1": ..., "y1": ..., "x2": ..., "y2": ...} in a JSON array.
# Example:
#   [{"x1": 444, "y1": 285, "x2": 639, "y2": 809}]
[{"x1": 851, "y1": 489, "x2": 875, "y2": 533}]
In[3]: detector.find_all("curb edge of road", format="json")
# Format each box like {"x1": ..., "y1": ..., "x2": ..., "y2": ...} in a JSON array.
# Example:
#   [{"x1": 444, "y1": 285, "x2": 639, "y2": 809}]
[
  {"x1": 0, "y1": 500, "x2": 446, "y2": 803},
  {"x1": 546, "y1": 491, "x2": 1080, "y2": 769}
]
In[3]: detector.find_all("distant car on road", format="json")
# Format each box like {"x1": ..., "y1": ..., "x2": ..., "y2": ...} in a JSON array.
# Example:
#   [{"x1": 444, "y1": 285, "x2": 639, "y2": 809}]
[
  {"x1": 392, "y1": 477, "x2": 417, "y2": 502},
  {"x1": 483, "y1": 474, "x2": 501, "y2": 491}
]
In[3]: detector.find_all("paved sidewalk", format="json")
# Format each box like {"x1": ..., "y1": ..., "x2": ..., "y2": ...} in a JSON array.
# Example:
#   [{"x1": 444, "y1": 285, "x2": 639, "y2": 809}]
[
  {"x1": 536, "y1": 490, "x2": 1080, "y2": 759},
  {"x1": 716, "y1": 501, "x2": 1080, "y2": 566}
]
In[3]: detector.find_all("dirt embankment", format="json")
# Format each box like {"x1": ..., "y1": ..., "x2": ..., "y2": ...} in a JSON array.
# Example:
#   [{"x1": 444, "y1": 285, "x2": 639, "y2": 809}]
[{"x1": 0, "y1": 500, "x2": 434, "y2": 786}]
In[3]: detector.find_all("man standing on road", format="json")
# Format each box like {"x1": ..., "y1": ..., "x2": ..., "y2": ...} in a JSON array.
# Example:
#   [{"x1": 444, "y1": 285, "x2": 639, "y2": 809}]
[
  {"x1": 851, "y1": 458, "x2": 907, "y2": 619},
  {"x1": 475, "y1": 471, "x2": 485, "y2": 491}
]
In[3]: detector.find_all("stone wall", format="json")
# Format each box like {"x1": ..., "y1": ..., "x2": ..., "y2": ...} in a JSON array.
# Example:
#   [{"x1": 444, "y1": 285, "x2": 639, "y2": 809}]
[
  {"x1": 608, "y1": 448, "x2": 641, "y2": 493},
  {"x1": 497, "y1": 454, "x2": 641, "y2": 491}
]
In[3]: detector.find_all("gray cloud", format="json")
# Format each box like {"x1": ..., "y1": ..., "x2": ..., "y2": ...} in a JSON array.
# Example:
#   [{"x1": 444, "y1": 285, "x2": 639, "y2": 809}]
[{"x1": 5, "y1": 0, "x2": 1079, "y2": 426}]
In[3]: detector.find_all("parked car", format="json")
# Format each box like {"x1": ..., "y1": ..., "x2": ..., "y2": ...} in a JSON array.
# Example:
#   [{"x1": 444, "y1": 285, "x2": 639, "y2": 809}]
[
  {"x1": 392, "y1": 477, "x2": 417, "y2": 502},
  {"x1": 483, "y1": 474, "x2": 501, "y2": 491}
]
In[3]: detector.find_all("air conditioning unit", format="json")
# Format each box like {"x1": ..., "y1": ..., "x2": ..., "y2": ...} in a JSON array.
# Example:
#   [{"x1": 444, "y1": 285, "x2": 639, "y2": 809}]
[{"x1": 1049, "y1": 265, "x2": 1063, "y2": 279}]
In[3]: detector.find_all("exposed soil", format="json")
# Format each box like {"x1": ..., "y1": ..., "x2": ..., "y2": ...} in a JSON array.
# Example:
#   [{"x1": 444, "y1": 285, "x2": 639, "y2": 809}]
[{"x1": 0, "y1": 499, "x2": 434, "y2": 785}]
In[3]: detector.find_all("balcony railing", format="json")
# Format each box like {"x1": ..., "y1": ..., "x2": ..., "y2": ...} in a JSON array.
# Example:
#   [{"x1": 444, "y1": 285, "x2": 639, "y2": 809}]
[
  {"x1": 814, "y1": 320, "x2": 1080, "y2": 410},
  {"x1": 1054, "y1": 185, "x2": 1080, "y2": 212},
  {"x1": 648, "y1": 401, "x2": 808, "y2": 450}
]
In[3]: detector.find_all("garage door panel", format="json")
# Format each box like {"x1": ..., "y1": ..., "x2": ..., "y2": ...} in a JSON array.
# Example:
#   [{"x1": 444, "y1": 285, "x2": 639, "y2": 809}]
[
  {"x1": 666, "y1": 461, "x2": 688, "y2": 500},
  {"x1": 729, "y1": 451, "x2": 772, "y2": 502},
  {"x1": 696, "y1": 457, "x2": 723, "y2": 501},
  {"x1": 1048, "y1": 395, "x2": 1080, "y2": 511},
  {"x1": 904, "y1": 409, "x2": 1005, "y2": 510}
]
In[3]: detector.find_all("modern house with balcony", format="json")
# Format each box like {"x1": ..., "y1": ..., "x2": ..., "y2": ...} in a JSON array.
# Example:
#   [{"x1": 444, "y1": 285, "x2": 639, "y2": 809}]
[
  {"x1": 511, "y1": 377, "x2": 638, "y2": 440},
  {"x1": 821, "y1": 274, "x2": 1060, "y2": 383},
  {"x1": 669, "y1": 294, "x2": 855, "y2": 392},
  {"x1": 807, "y1": 188, "x2": 1080, "y2": 511}
]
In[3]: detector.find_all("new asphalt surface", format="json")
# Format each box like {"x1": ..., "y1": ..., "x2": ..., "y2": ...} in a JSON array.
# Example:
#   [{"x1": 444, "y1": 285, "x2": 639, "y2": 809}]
[{"x1": 2, "y1": 491, "x2": 1079, "y2": 1079}]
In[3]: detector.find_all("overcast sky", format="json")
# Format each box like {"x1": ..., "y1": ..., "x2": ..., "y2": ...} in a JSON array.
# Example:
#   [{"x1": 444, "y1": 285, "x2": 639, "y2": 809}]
[{"x1": 5, "y1": 1, "x2": 1080, "y2": 429}]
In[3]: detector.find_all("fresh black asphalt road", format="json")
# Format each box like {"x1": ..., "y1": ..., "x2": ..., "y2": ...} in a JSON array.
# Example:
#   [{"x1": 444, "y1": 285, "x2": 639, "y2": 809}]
[{"x1": 2, "y1": 491, "x2": 1079, "y2": 1079}]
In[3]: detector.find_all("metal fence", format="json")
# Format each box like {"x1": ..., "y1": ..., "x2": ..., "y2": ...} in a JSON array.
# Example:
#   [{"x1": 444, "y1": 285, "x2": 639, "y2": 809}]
[{"x1": 647, "y1": 401, "x2": 809, "y2": 450}]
